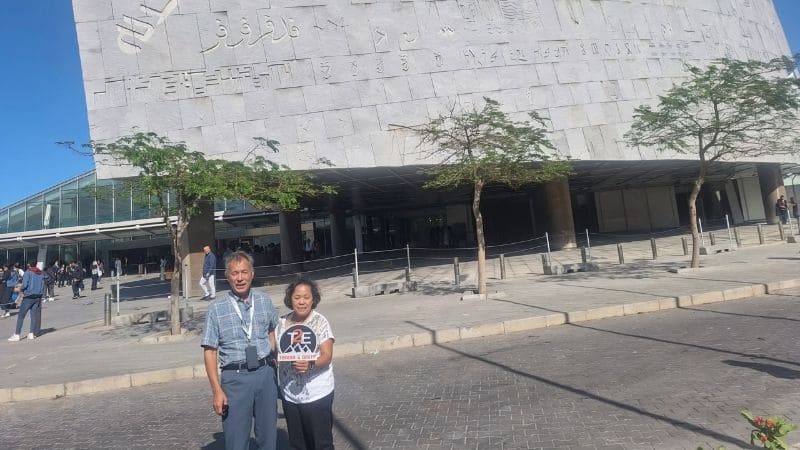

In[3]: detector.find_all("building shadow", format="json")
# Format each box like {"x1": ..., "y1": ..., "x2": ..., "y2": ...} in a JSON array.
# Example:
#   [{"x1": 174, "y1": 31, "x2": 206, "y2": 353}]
[
  {"x1": 404, "y1": 320, "x2": 752, "y2": 448},
  {"x1": 722, "y1": 360, "x2": 800, "y2": 379}
]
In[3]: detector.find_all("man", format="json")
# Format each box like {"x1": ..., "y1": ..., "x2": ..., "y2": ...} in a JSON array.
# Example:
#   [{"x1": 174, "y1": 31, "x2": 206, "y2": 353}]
[
  {"x1": 44, "y1": 262, "x2": 57, "y2": 302},
  {"x1": 201, "y1": 251, "x2": 279, "y2": 450},
  {"x1": 114, "y1": 257, "x2": 122, "y2": 277},
  {"x1": 776, "y1": 195, "x2": 789, "y2": 225},
  {"x1": 69, "y1": 261, "x2": 85, "y2": 299},
  {"x1": 8, "y1": 262, "x2": 45, "y2": 341},
  {"x1": 200, "y1": 245, "x2": 217, "y2": 300}
]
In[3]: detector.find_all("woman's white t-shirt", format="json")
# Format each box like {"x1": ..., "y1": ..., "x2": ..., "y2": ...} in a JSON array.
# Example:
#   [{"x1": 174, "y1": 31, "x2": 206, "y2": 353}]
[{"x1": 276, "y1": 310, "x2": 335, "y2": 404}]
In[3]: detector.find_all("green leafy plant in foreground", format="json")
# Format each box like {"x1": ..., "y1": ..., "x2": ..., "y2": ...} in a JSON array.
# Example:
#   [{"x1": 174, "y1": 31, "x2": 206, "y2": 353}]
[{"x1": 741, "y1": 410, "x2": 796, "y2": 449}]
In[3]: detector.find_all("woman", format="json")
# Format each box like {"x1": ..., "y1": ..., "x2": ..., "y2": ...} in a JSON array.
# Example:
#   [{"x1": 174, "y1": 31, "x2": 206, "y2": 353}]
[{"x1": 277, "y1": 279, "x2": 335, "y2": 450}]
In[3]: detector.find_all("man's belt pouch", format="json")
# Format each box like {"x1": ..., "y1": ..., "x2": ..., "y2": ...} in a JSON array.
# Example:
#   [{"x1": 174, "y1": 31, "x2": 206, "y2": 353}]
[{"x1": 245, "y1": 345, "x2": 259, "y2": 369}]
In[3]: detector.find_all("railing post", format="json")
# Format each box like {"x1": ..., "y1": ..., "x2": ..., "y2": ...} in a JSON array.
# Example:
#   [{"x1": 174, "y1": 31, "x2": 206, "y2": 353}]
[
  {"x1": 734, "y1": 226, "x2": 741, "y2": 247},
  {"x1": 453, "y1": 257, "x2": 460, "y2": 288},
  {"x1": 353, "y1": 249, "x2": 359, "y2": 288},
  {"x1": 405, "y1": 244, "x2": 411, "y2": 277},
  {"x1": 709, "y1": 233, "x2": 716, "y2": 246},
  {"x1": 499, "y1": 254, "x2": 506, "y2": 280},
  {"x1": 617, "y1": 243, "x2": 625, "y2": 265},
  {"x1": 681, "y1": 237, "x2": 688, "y2": 256},
  {"x1": 104, "y1": 293, "x2": 112, "y2": 326},
  {"x1": 650, "y1": 238, "x2": 658, "y2": 259},
  {"x1": 757, "y1": 224, "x2": 764, "y2": 245},
  {"x1": 580, "y1": 247, "x2": 589, "y2": 264}
]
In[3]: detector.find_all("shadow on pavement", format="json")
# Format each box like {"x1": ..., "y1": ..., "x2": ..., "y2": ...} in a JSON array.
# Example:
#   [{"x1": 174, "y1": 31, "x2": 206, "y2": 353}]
[
  {"x1": 199, "y1": 429, "x2": 290, "y2": 449},
  {"x1": 678, "y1": 304, "x2": 800, "y2": 323},
  {"x1": 403, "y1": 320, "x2": 753, "y2": 449},
  {"x1": 569, "y1": 323, "x2": 800, "y2": 368},
  {"x1": 722, "y1": 360, "x2": 800, "y2": 379}
]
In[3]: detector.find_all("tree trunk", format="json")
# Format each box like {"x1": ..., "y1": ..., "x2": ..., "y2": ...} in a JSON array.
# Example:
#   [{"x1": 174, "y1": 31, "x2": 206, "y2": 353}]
[
  {"x1": 688, "y1": 177, "x2": 704, "y2": 268},
  {"x1": 472, "y1": 180, "x2": 486, "y2": 295},
  {"x1": 169, "y1": 220, "x2": 184, "y2": 335}
]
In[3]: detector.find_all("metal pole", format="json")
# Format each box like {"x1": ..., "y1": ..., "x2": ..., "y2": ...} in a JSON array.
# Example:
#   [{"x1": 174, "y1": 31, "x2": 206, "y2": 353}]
[
  {"x1": 405, "y1": 244, "x2": 411, "y2": 276},
  {"x1": 116, "y1": 274, "x2": 120, "y2": 316},
  {"x1": 734, "y1": 226, "x2": 741, "y2": 247},
  {"x1": 453, "y1": 257, "x2": 460, "y2": 288},
  {"x1": 580, "y1": 247, "x2": 589, "y2": 264},
  {"x1": 757, "y1": 223, "x2": 764, "y2": 245},
  {"x1": 104, "y1": 293, "x2": 111, "y2": 326},
  {"x1": 617, "y1": 243, "x2": 624, "y2": 265},
  {"x1": 499, "y1": 254, "x2": 506, "y2": 280},
  {"x1": 681, "y1": 237, "x2": 688, "y2": 255},
  {"x1": 725, "y1": 214, "x2": 733, "y2": 249},
  {"x1": 698, "y1": 218, "x2": 706, "y2": 247},
  {"x1": 650, "y1": 238, "x2": 658, "y2": 259},
  {"x1": 353, "y1": 249, "x2": 359, "y2": 288},
  {"x1": 545, "y1": 232, "x2": 551, "y2": 256},
  {"x1": 584, "y1": 228, "x2": 591, "y2": 261},
  {"x1": 709, "y1": 233, "x2": 716, "y2": 246}
]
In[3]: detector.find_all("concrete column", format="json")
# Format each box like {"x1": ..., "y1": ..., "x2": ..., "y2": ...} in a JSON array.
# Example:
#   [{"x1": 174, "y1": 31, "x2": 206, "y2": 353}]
[
  {"x1": 181, "y1": 201, "x2": 215, "y2": 298},
  {"x1": 352, "y1": 214, "x2": 365, "y2": 253},
  {"x1": 329, "y1": 210, "x2": 348, "y2": 256},
  {"x1": 279, "y1": 210, "x2": 303, "y2": 264},
  {"x1": 543, "y1": 179, "x2": 577, "y2": 249},
  {"x1": 757, "y1": 163, "x2": 785, "y2": 225}
]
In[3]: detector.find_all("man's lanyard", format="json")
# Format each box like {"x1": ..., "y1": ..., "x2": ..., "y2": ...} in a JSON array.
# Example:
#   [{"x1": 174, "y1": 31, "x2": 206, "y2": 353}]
[{"x1": 230, "y1": 295, "x2": 255, "y2": 342}]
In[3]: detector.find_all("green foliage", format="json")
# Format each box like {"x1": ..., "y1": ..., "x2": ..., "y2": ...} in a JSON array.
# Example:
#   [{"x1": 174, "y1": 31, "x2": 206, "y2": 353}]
[
  {"x1": 415, "y1": 97, "x2": 572, "y2": 190},
  {"x1": 88, "y1": 132, "x2": 332, "y2": 219},
  {"x1": 742, "y1": 410, "x2": 797, "y2": 449},
  {"x1": 625, "y1": 56, "x2": 800, "y2": 162}
]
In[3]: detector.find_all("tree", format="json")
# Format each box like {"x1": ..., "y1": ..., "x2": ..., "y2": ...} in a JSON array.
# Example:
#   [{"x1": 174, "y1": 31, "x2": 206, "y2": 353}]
[
  {"x1": 624, "y1": 56, "x2": 800, "y2": 268},
  {"x1": 69, "y1": 132, "x2": 331, "y2": 335},
  {"x1": 411, "y1": 98, "x2": 572, "y2": 295}
]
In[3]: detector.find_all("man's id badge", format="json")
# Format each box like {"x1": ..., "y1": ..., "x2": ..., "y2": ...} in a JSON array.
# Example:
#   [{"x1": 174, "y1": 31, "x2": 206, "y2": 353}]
[{"x1": 245, "y1": 345, "x2": 259, "y2": 369}]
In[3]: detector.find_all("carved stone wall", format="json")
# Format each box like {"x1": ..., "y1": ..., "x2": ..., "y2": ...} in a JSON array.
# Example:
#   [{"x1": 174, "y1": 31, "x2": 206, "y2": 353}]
[{"x1": 73, "y1": 0, "x2": 792, "y2": 178}]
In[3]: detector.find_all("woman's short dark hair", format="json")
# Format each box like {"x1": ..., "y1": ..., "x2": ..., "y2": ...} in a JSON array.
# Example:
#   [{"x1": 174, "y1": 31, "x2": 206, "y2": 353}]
[{"x1": 283, "y1": 278, "x2": 322, "y2": 309}]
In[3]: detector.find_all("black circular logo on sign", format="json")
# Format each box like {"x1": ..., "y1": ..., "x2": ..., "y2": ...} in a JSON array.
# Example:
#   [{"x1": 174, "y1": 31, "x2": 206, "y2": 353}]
[{"x1": 279, "y1": 324, "x2": 318, "y2": 355}]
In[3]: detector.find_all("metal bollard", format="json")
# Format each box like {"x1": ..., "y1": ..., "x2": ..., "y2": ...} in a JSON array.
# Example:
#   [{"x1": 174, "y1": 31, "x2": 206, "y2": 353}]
[
  {"x1": 499, "y1": 254, "x2": 506, "y2": 280},
  {"x1": 104, "y1": 293, "x2": 112, "y2": 326},
  {"x1": 617, "y1": 243, "x2": 625, "y2": 265},
  {"x1": 709, "y1": 233, "x2": 716, "y2": 246},
  {"x1": 681, "y1": 237, "x2": 688, "y2": 255},
  {"x1": 453, "y1": 257, "x2": 460, "y2": 288},
  {"x1": 734, "y1": 226, "x2": 741, "y2": 247},
  {"x1": 779, "y1": 223, "x2": 786, "y2": 241},
  {"x1": 757, "y1": 224, "x2": 764, "y2": 245},
  {"x1": 352, "y1": 268, "x2": 359, "y2": 288},
  {"x1": 405, "y1": 267, "x2": 411, "y2": 282},
  {"x1": 580, "y1": 247, "x2": 589, "y2": 264},
  {"x1": 650, "y1": 238, "x2": 658, "y2": 260}
]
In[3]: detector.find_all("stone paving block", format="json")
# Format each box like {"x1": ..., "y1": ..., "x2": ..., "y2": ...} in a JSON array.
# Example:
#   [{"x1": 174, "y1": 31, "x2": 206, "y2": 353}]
[
  {"x1": 12, "y1": 383, "x2": 66, "y2": 402},
  {"x1": 502, "y1": 316, "x2": 548, "y2": 333},
  {"x1": 0, "y1": 388, "x2": 11, "y2": 404},
  {"x1": 565, "y1": 310, "x2": 588, "y2": 323},
  {"x1": 766, "y1": 279, "x2": 800, "y2": 294},
  {"x1": 623, "y1": 300, "x2": 661, "y2": 316},
  {"x1": 130, "y1": 367, "x2": 194, "y2": 387},
  {"x1": 336, "y1": 341, "x2": 365, "y2": 358},
  {"x1": 658, "y1": 297, "x2": 678, "y2": 310},
  {"x1": 192, "y1": 364, "x2": 208, "y2": 378},
  {"x1": 722, "y1": 285, "x2": 758, "y2": 301},
  {"x1": 411, "y1": 331, "x2": 434, "y2": 347},
  {"x1": 676, "y1": 295, "x2": 693, "y2": 307},
  {"x1": 65, "y1": 375, "x2": 131, "y2": 396},
  {"x1": 459, "y1": 322, "x2": 505, "y2": 340},
  {"x1": 433, "y1": 328, "x2": 461, "y2": 344},
  {"x1": 691, "y1": 291, "x2": 724, "y2": 305},
  {"x1": 584, "y1": 305, "x2": 625, "y2": 321},
  {"x1": 545, "y1": 313, "x2": 567, "y2": 327},
  {"x1": 363, "y1": 335, "x2": 415, "y2": 353}
]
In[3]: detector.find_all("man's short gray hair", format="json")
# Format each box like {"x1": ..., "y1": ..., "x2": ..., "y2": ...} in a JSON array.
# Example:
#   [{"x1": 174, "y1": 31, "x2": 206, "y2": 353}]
[{"x1": 225, "y1": 251, "x2": 254, "y2": 275}]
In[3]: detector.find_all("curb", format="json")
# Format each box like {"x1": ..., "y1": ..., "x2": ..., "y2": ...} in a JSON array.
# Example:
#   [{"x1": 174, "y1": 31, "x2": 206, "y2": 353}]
[{"x1": 3, "y1": 278, "x2": 800, "y2": 404}]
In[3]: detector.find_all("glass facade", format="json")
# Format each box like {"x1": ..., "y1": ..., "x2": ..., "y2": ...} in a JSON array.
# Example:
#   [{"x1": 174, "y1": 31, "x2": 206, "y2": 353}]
[{"x1": 0, "y1": 170, "x2": 251, "y2": 233}]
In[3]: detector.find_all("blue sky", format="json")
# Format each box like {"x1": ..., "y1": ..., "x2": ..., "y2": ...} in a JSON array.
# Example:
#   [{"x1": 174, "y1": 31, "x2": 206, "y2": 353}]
[{"x1": 0, "y1": 1, "x2": 797, "y2": 208}]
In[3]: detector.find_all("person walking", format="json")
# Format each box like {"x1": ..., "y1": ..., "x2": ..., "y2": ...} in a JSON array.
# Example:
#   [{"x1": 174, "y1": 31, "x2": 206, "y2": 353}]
[
  {"x1": 276, "y1": 279, "x2": 336, "y2": 450},
  {"x1": 200, "y1": 245, "x2": 217, "y2": 300},
  {"x1": 776, "y1": 195, "x2": 789, "y2": 225},
  {"x1": 44, "y1": 262, "x2": 57, "y2": 302},
  {"x1": 69, "y1": 262, "x2": 85, "y2": 299},
  {"x1": 91, "y1": 261, "x2": 99, "y2": 290},
  {"x1": 201, "y1": 251, "x2": 279, "y2": 450},
  {"x1": 8, "y1": 262, "x2": 45, "y2": 341}
]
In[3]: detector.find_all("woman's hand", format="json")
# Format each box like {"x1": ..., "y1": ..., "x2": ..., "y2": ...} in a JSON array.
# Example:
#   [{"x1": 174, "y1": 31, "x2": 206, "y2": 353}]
[{"x1": 292, "y1": 360, "x2": 314, "y2": 375}]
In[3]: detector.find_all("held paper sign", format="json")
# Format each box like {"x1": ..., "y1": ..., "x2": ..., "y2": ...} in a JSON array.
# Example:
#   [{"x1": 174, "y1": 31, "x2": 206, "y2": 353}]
[{"x1": 277, "y1": 324, "x2": 319, "y2": 362}]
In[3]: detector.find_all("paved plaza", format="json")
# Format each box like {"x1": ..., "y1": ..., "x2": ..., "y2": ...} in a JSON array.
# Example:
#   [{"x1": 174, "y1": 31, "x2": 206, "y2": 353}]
[{"x1": 3, "y1": 292, "x2": 800, "y2": 449}]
